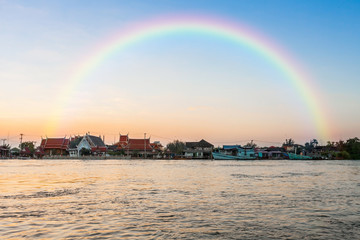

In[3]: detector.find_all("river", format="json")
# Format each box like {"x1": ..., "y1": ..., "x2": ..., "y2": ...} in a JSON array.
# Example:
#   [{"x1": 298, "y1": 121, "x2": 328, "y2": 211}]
[{"x1": 0, "y1": 160, "x2": 359, "y2": 239}]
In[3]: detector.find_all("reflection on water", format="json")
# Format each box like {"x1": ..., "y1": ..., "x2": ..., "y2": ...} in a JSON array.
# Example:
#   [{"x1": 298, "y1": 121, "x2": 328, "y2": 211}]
[{"x1": 0, "y1": 160, "x2": 359, "y2": 239}]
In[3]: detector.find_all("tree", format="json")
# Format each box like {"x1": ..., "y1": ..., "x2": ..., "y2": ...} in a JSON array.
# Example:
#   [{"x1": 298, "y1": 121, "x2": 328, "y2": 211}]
[
  {"x1": 336, "y1": 151, "x2": 351, "y2": 160},
  {"x1": 311, "y1": 139, "x2": 318, "y2": 147},
  {"x1": 283, "y1": 138, "x2": 294, "y2": 146},
  {"x1": 326, "y1": 141, "x2": 335, "y2": 148},
  {"x1": 244, "y1": 140, "x2": 257, "y2": 148},
  {"x1": 305, "y1": 139, "x2": 318, "y2": 152},
  {"x1": 166, "y1": 140, "x2": 186, "y2": 155},
  {"x1": 336, "y1": 140, "x2": 346, "y2": 151},
  {"x1": 345, "y1": 137, "x2": 360, "y2": 159},
  {"x1": 19, "y1": 141, "x2": 35, "y2": 153},
  {"x1": 0, "y1": 144, "x2": 11, "y2": 150},
  {"x1": 80, "y1": 147, "x2": 91, "y2": 156}
]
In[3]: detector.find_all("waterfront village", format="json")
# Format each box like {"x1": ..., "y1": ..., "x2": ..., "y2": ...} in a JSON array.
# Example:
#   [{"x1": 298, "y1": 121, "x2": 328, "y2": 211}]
[{"x1": 1, "y1": 133, "x2": 359, "y2": 160}]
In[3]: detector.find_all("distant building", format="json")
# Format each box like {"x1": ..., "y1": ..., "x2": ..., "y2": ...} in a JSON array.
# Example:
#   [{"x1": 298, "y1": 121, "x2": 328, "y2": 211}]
[
  {"x1": 10, "y1": 147, "x2": 20, "y2": 157},
  {"x1": 0, "y1": 145, "x2": 10, "y2": 158},
  {"x1": 34, "y1": 147, "x2": 45, "y2": 159},
  {"x1": 257, "y1": 147, "x2": 285, "y2": 159},
  {"x1": 283, "y1": 144, "x2": 304, "y2": 154},
  {"x1": 113, "y1": 134, "x2": 162, "y2": 158},
  {"x1": 184, "y1": 139, "x2": 214, "y2": 159},
  {"x1": 40, "y1": 137, "x2": 70, "y2": 156},
  {"x1": 69, "y1": 134, "x2": 107, "y2": 157},
  {"x1": 20, "y1": 147, "x2": 33, "y2": 158}
]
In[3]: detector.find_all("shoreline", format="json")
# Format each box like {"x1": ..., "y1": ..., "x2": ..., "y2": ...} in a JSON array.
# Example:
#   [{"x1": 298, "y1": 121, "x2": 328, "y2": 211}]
[{"x1": 1, "y1": 157, "x2": 356, "y2": 161}]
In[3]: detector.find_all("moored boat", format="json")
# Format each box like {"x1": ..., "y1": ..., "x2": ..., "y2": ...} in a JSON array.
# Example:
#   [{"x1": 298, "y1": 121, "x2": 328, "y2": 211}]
[
  {"x1": 212, "y1": 145, "x2": 256, "y2": 160},
  {"x1": 287, "y1": 153, "x2": 312, "y2": 160}
]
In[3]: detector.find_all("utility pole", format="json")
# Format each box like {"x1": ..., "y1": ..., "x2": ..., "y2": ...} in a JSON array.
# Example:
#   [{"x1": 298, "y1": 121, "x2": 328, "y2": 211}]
[
  {"x1": 144, "y1": 133, "x2": 147, "y2": 159},
  {"x1": 20, "y1": 133, "x2": 23, "y2": 150}
]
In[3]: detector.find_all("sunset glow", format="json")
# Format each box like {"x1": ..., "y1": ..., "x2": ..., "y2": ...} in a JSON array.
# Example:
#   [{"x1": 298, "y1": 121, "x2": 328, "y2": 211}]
[{"x1": 1, "y1": 1, "x2": 359, "y2": 146}]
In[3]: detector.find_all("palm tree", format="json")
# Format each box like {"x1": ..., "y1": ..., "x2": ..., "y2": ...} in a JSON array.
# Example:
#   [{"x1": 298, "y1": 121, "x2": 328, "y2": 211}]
[
  {"x1": 284, "y1": 138, "x2": 294, "y2": 146},
  {"x1": 311, "y1": 139, "x2": 318, "y2": 148}
]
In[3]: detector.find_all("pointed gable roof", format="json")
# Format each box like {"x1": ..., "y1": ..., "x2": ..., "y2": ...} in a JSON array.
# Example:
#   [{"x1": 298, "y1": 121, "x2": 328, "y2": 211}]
[
  {"x1": 114, "y1": 135, "x2": 154, "y2": 151},
  {"x1": 40, "y1": 137, "x2": 69, "y2": 150},
  {"x1": 119, "y1": 134, "x2": 129, "y2": 143},
  {"x1": 186, "y1": 139, "x2": 214, "y2": 148},
  {"x1": 84, "y1": 134, "x2": 107, "y2": 152},
  {"x1": 87, "y1": 135, "x2": 105, "y2": 147}
]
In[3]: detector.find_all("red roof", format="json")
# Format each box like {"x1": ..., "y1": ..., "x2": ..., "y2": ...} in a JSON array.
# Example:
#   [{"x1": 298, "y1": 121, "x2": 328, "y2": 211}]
[
  {"x1": 115, "y1": 138, "x2": 153, "y2": 151},
  {"x1": 91, "y1": 146, "x2": 107, "y2": 152},
  {"x1": 20, "y1": 147, "x2": 32, "y2": 155},
  {"x1": 128, "y1": 139, "x2": 153, "y2": 151},
  {"x1": 40, "y1": 138, "x2": 69, "y2": 150},
  {"x1": 119, "y1": 135, "x2": 129, "y2": 142},
  {"x1": 150, "y1": 143, "x2": 163, "y2": 150}
]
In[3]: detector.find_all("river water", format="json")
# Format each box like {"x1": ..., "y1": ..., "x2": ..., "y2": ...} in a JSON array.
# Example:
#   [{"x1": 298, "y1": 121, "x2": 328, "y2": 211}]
[{"x1": 0, "y1": 160, "x2": 359, "y2": 239}]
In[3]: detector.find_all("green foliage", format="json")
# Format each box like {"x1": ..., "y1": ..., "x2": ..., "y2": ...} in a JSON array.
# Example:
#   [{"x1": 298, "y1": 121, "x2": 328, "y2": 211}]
[
  {"x1": 19, "y1": 141, "x2": 35, "y2": 153},
  {"x1": 133, "y1": 150, "x2": 139, "y2": 157},
  {"x1": 328, "y1": 138, "x2": 360, "y2": 159},
  {"x1": 80, "y1": 147, "x2": 91, "y2": 156},
  {"x1": 244, "y1": 141, "x2": 257, "y2": 148},
  {"x1": 108, "y1": 149, "x2": 125, "y2": 156},
  {"x1": 304, "y1": 139, "x2": 318, "y2": 152},
  {"x1": 345, "y1": 137, "x2": 360, "y2": 159},
  {"x1": 336, "y1": 151, "x2": 351, "y2": 159},
  {"x1": 166, "y1": 140, "x2": 186, "y2": 155},
  {"x1": 283, "y1": 138, "x2": 294, "y2": 146}
]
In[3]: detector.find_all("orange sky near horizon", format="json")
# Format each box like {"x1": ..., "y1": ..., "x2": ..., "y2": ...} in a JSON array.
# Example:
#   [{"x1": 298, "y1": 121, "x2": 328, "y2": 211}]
[{"x1": 1, "y1": 1, "x2": 359, "y2": 147}]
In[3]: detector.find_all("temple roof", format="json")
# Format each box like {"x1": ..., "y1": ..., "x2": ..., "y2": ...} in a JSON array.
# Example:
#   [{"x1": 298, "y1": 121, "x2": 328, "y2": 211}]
[{"x1": 40, "y1": 138, "x2": 69, "y2": 150}]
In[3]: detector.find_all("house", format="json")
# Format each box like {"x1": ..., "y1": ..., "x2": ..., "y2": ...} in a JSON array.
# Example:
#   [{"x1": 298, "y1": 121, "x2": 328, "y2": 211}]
[
  {"x1": 69, "y1": 134, "x2": 107, "y2": 157},
  {"x1": 40, "y1": 137, "x2": 70, "y2": 156},
  {"x1": 10, "y1": 147, "x2": 20, "y2": 157},
  {"x1": 283, "y1": 143, "x2": 305, "y2": 154},
  {"x1": 308, "y1": 146, "x2": 328, "y2": 159},
  {"x1": 68, "y1": 136, "x2": 83, "y2": 157},
  {"x1": 113, "y1": 134, "x2": 162, "y2": 158},
  {"x1": 0, "y1": 145, "x2": 10, "y2": 158},
  {"x1": 184, "y1": 139, "x2": 214, "y2": 159},
  {"x1": 257, "y1": 147, "x2": 285, "y2": 159}
]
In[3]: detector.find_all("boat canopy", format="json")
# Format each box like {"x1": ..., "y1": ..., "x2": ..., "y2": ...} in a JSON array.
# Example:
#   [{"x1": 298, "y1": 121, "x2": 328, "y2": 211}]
[{"x1": 223, "y1": 145, "x2": 242, "y2": 150}]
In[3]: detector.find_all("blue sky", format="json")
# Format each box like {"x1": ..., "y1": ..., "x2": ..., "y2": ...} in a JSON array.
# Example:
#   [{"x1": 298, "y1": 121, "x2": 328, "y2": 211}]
[{"x1": 1, "y1": 0, "x2": 359, "y2": 146}]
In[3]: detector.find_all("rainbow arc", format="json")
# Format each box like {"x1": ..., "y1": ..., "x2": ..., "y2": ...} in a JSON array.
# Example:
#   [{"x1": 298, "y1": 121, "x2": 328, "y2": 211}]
[{"x1": 48, "y1": 14, "x2": 329, "y2": 140}]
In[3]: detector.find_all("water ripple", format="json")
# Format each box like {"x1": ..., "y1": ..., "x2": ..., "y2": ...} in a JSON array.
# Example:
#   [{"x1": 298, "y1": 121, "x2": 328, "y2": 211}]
[
  {"x1": 2, "y1": 188, "x2": 80, "y2": 199},
  {"x1": 0, "y1": 160, "x2": 359, "y2": 239}
]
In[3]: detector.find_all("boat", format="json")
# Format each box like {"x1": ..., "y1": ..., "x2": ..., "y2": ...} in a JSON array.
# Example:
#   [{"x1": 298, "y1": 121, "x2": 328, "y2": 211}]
[
  {"x1": 287, "y1": 153, "x2": 312, "y2": 160},
  {"x1": 212, "y1": 145, "x2": 256, "y2": 160}
]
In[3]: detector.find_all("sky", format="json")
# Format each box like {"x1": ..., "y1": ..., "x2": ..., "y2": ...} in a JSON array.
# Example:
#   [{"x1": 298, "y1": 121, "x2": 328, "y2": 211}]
[{"x1": 0, "y1": 0, "x2": 359, "y2": 147}]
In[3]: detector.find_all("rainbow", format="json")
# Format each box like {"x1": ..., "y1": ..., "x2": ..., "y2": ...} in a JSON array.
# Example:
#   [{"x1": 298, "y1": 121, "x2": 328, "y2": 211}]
[{"x1": 49, "y1": 14, "x2": 330, "y2": 140}]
